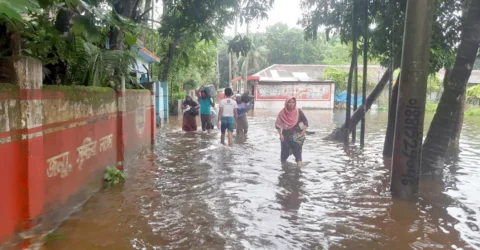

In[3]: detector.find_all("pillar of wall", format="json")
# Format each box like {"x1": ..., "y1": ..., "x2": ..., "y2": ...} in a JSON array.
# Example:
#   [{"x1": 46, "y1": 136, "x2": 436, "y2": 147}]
[
  {"x1": 0, "y1": 56, "x2": 45, "y2": 247},
  {"x1": 161, "y1": 82, "x2": 168, "y2": 119},
  {"x1": 155, "y1": 81, "x2": 161, "y2": 126},
  {"x1": 116, "y1": 77, "x2": 126, "y2": 169}
]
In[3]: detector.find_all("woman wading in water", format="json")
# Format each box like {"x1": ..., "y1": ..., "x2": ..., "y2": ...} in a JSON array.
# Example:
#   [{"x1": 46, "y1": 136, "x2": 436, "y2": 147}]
[
  {"x1": 181, "y1": 95, "x2": 199, "y2": 132},
  {"x1": 275, "y1": 97, "x2": 308, "y2": 167}
]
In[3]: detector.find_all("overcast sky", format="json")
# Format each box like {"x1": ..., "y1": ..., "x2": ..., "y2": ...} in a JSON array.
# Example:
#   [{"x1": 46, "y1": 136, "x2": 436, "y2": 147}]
[
  {"x1": 152, "y1": 0, "x2": 303, "y2": 36},
  {"x1": 224, "y1": 0, "x2": 303, "y2": 37}
]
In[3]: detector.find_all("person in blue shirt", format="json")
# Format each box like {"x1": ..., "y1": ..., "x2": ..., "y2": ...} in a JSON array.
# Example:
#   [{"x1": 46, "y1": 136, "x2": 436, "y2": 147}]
[
  {"x1": 196, "y1": 85, "x2": 215, "y2": 133},
  {"x1": 235, "y1": 94, "x2": 253, "y2": 136}
]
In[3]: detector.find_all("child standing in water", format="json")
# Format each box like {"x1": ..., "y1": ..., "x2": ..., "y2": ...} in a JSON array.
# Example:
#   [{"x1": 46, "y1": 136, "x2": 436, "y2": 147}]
[{"x1": 217, "y1": 88, "x2": 237, "y2": 146}]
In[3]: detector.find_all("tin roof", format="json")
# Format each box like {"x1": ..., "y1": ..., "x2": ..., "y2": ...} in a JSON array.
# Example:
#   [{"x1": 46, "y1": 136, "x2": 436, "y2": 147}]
[
  {"x1": 254, "y1": 64, "x2": 480, "y2": 84},
  {"x1": 132, "y1": 45, "x2": 161, "y2": 63},
  {"x1": 253, "y1": 64, "x2": 388, "y2": 83}
]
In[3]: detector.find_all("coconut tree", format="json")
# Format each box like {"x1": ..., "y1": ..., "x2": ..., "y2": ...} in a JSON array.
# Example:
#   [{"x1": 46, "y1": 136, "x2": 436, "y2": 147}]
[{"x1": 238, "y1": 44, "x2": 269, "y2": 75}]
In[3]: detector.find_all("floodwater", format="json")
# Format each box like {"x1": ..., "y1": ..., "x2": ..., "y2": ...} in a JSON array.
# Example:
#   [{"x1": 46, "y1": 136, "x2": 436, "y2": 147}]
[{"x1": 42, "y1": 110, "x2": 480, "y2": 250}]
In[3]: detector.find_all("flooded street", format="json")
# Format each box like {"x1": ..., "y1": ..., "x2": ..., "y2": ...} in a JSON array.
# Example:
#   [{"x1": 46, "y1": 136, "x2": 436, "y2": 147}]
[{"x1": 42, "y1": 110, "x2": 480, "y2": 250}]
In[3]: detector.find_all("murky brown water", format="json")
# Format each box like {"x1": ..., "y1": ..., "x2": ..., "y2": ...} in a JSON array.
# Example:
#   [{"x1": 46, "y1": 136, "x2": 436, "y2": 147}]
[{"x1": 42, "y1": 110, "x2": 480, "y2": 250}]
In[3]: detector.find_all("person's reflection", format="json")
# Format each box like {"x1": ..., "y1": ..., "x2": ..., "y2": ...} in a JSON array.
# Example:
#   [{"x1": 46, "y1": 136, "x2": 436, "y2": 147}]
[{"x1": 276, "y1": 163, "x2": 304, "y2": 213}]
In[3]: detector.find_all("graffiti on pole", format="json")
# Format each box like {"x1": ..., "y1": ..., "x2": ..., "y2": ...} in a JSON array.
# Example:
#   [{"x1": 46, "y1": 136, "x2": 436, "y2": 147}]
[{"x1": 400, "y1": 98, "x2": 422, "y2": 186}]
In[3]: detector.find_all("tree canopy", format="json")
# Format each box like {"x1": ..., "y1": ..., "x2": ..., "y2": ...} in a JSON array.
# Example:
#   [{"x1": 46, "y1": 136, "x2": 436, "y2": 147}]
[
  {"x1": 299, "y1": 0, "x2": 463, "y2": 73},
  {"x1": 217, "y1": 22, "x2": 380, "y2": 88}
]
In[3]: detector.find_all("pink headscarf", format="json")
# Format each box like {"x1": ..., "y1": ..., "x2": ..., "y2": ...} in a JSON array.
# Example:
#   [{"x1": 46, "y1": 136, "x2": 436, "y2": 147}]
[{"x1": 275, "y1": 96, "x2": 299, "y2": 130}]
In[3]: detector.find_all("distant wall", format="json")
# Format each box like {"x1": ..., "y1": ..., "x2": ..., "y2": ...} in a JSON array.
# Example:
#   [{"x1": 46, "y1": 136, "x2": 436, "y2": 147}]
[{"x1": 0, "y1": 57, "x2": 155, "y2": 248}]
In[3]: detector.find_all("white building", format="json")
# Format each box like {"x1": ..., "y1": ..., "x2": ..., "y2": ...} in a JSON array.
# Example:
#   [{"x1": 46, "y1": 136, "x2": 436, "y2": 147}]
[{"x1": 231, "y1": 64, "x2": 337, "y2": 110}]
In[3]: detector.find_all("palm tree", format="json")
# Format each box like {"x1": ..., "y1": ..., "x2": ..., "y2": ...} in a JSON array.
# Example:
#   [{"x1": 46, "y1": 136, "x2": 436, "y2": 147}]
[
  {"x1": 66, "y1": 38, "x2": 137, "y2": 87},
  {"x1": 239, "y1": 44, "x2": 269, "y2": 75}
]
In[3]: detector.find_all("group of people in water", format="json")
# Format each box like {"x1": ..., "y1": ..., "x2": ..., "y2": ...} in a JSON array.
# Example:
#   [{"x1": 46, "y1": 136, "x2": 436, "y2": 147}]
[{"x1": 181, "y1": 85, "x2": 308, "y2": 167}]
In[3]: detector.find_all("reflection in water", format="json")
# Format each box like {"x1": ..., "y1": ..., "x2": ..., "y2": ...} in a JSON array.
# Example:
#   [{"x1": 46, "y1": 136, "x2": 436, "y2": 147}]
[
  {"x1": 277, "y1": 164, "x2": 304, "y2": 212},
  {"x1": 42, "y1": 110, "x2": 480, "y2": 250}
]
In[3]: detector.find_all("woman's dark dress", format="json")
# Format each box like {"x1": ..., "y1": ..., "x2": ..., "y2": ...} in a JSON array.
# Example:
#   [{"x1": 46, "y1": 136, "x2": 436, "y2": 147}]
[
  {"x1": 182, "y1": 100, "x2": 198, "y2": 131},
  {"x1": 277, "y1": 110, "x2": 308, "y2": 162}
]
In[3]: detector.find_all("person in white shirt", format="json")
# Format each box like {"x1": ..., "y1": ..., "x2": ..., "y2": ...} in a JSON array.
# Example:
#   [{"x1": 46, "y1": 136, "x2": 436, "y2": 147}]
[{"x1": 217, "y1": 87, "x2": 237, "y2": 146}]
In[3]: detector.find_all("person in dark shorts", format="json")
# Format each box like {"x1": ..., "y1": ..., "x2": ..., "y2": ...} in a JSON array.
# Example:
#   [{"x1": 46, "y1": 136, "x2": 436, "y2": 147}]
[
  {"x1": 217, "y1": 88, "x2": 237, "y2": 146},
  {"x1": 196, "y1": 85, "x2": 215, "y2": 133}
]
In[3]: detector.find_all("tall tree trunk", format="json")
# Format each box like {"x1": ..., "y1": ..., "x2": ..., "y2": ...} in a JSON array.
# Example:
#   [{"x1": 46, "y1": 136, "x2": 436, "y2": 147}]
[
  {"x1": 383, "y1": 75, "x2": 400, "y2": 157},
  {"x1": 442, "y1": 68, "x2": 463, "y2": 158},
  {"x1": 45, "y1": 8, "x2": 76, "y2": 85},
  {"x1": 143, "y1": 0, "x2": 153, "y2": 25},
  {"x1": 109, "y1": 0, "x2": 138, "y2": 50},
  {"x1": 447, "y1": 88, "x2": 465, "y2": 158},
  {"x1": 159, "y1": 39, "x2": 180, "y2": 82},
  {"x1": 325, "y1": 67, "x2": 393, "y2": 141},
  {"x1": 422, "y1": 0, "x2": 480, "y2": 173}
]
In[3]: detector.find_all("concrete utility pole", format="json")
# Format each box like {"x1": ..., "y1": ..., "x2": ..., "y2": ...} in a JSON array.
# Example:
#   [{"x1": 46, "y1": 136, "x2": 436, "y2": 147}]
[
  {"x1": 390, "y1": 0, "x2": 435, "y2": 200},
  {"x1": 229, "y1": 51, "x2": 232, "y2": 86},
  {"x1": 216, "y1": 52, "x2": 220, "y2": 88},
  {"x1": 244, "y1": 21, "x2": 249, "y2": 93},
  {"x1": 345, "y1": 0, "x2": 357, "y2": 144},
  {"x1": 232, "y1": 18, "x2": 238, "y2": 89},
  {"x1": 360, "y1": 0, "x2": 368, "y2": 148}
]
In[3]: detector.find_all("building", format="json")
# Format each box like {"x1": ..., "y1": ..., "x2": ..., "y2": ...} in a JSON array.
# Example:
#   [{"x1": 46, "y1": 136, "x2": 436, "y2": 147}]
[
  {"x1": 231, "y1": 65, "x2": 343, "y2": 110},
  {"x1": 230, "y1": 64, "x2": 480, "y2": 109},
  {"x1": 131, "y1": 41, "x2": 161, "y2": 83},
  {"x1": 436, "y1": 69, "x2": 480, "y2": 86}
]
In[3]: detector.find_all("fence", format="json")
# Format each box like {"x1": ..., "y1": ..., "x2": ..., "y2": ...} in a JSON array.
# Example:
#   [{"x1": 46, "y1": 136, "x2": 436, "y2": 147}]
[{"x1": 0, "y1": 56, "x2": 155, "y2": 248}]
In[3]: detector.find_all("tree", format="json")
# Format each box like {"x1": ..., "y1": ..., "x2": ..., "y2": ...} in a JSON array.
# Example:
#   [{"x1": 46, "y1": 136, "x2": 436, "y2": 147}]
[
  {"x1": 217, "y1": 38, "x2": 231, "y2": 88},
  {"x1": 172, "y1": 41, "x2": 218, "y2": 91},
  {"x1": 422, "y1": 0, "x2": 480, "y2": 172},
  {"x1": 427, "y1": 74, "x2": 442, "y2": 98},
  {"x1": 0, "y1": 0, "x2": 142, "y2": 87},
  {"x1": 265, "y1": 23, "x2": 322, "y2": 64},
  {"x1": 299, "y1": 0, "x2": 462, "y2": 73},
  {"x1": 301, "y1": 0, "x2": 469, "y2": 162},
  {"x1": 324, "y1": 67, "x2": 392, "y2": 141},
  {"x1": 156, "y1": 0, "x2": 273, "y2": 83},
  {"x1": 239, "y1": 43, "x2": 269, "y2": 75},
  {"x1": 320, "y1": 66, "x2": 370, "y2": 93}
]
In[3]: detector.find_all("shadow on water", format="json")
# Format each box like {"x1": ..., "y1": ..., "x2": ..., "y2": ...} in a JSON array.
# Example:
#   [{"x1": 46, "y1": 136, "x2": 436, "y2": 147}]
[{"x1": 42, "y1": 110, "x2": 480, "y2": 250}]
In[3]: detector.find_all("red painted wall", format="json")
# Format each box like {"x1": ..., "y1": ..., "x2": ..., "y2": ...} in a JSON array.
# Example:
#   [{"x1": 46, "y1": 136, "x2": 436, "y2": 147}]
[
  {"x1": 0, "y1": 140, "x2": 22, "y2": 244},
  {"x1": 0, "y1": 86, "x2": 154, "y2": 248}
]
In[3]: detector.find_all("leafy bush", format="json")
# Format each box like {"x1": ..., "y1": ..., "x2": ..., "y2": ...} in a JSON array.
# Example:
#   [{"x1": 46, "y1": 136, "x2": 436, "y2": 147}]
[
  {"x1": 321, "y1": 67, "x2": 367, "y2": 93},
  {"x1": 427, "y1": 74, "x2": 442, "y2": 96},
  {"x1": 172, "y1": 92, "x2": 186, "y2": 101},
  {"x1": 425, "y1": 102, "x2": 438, "y2": 112},
  {"x1": 465, "y1": 108, "x2": 480, "y2": 117},
  {"x1": 467, "y1": 84, "x2": 480, "y2": 100},
  {"x1": 103, "y1": 166, "x2": 126, "y2": 187}
]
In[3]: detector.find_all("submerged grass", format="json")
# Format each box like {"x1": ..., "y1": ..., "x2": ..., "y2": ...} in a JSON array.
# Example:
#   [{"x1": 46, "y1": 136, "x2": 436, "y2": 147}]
[{"x1": 45, "y1": 231, "x2": 64, "y2": 242}]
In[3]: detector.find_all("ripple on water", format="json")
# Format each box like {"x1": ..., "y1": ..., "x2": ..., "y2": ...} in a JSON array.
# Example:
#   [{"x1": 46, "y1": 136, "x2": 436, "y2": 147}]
[{"x1": 42, "y1": 110, "x2": 480, "y2": 250}]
